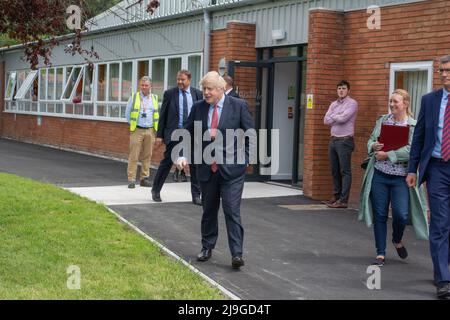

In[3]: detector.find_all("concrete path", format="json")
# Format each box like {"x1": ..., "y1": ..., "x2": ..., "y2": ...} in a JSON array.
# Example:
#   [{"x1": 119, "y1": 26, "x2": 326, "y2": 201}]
[{"x1": 0, "y1": 138, "x2": 437, "y2": 300}]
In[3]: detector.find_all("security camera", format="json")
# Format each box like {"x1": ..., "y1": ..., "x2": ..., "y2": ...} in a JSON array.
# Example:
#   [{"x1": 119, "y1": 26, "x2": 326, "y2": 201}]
[{"x1": 67, "y1": 43, "x2": 73, "y2": 49}]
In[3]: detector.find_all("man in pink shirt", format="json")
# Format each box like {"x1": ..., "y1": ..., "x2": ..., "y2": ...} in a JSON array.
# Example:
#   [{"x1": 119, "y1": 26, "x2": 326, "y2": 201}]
[{"x1": 323, "y1": 80, "x2": 358, "y2": 208}]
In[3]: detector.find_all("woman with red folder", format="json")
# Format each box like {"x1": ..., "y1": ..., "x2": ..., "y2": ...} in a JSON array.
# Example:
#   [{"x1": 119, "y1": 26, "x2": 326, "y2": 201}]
[{"x1": 359, "y1": 89, "x2": 429, "y2": 266}]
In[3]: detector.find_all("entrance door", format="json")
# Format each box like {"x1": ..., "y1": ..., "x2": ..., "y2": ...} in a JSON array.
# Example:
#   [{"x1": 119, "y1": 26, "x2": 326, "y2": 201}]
[
  {"x1": 228, "y1": 61, "x2": 273, "y2": 181},
  {"x1": 271, "y1": 62, "x2": 297, "y2": 180}
]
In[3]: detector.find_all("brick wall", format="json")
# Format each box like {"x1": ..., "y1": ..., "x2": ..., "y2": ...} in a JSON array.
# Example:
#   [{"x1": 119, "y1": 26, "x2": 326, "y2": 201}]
[{"x1": 304, "y1": 0, "x2": 450, "y2": 205}]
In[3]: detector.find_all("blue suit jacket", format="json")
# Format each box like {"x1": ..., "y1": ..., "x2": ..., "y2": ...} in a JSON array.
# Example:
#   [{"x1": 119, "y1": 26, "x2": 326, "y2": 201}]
[
  {"x1": 408, "y1": 89, "x2": 444, "y2": 185},
  {"x1": 184, "y1": 95, "x2": 255, "y2": 182}
]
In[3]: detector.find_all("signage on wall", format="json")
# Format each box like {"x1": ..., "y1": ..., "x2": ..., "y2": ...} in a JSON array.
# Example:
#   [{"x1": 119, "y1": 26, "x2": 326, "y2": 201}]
[
  {"x1": 288, "y1": 85, "x2": 295, "y2": 100},
  {"x1": 288, "y1": 106, "x2": 294, "y2": 119},
  {"x1": 307, "y1": 94, "x2": 314, "y2": 109}
]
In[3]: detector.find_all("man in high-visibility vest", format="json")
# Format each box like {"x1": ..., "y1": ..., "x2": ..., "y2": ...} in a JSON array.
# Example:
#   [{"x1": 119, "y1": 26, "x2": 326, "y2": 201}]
[{"x1": 125, "y1": 76, "x2": 159, "y2": 189}]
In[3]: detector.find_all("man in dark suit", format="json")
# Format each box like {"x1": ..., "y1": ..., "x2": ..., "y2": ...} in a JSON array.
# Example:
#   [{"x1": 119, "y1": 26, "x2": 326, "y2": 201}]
[
  {"x1": 178, "y1": 71, "x2": 255, "y2": 269},
  {"x1": 223, "y1": 75, "x2": 240, "y2": 98},
  {"x1": 407, "y1": 55, "x2": 450, "y2": 300},
  {"x1": 152, "y1": 69, "x2": 203, "y2": 205}
]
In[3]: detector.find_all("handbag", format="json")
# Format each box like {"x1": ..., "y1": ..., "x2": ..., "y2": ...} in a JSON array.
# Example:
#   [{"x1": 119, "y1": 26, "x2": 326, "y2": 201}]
[{"x1": 361, "y1": 157, "x2": 370, "y2": 170}]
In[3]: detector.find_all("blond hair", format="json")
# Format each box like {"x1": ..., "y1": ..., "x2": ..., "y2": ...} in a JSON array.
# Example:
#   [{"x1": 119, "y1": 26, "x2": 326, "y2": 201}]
[
  {"x1": 200, "y1": 71, "x2": 226, "y2": 90},
  {"x1": 392, "y1": 89, "x2": 413, "y2": 117}
]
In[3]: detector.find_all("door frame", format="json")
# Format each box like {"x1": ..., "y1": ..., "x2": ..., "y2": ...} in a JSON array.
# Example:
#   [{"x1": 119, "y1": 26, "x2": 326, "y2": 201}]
[
  {"x1": 228, "y1": 60, "x2": 274, "y2": 181},
  {"x1": 227, "y1": 45, "x2": 307, "y2": 184}
]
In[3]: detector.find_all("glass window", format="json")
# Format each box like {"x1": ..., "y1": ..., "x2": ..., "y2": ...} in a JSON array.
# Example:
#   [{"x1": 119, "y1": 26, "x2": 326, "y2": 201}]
[
  {"x1": 188, "y1": 56, "x2": 201, "y2": 89},
  {"x1": 39, "y1": 69, "x2": 47, "y2": 100},
  {"x1": 55, "y1": 68, "x2": 64, "y2": 100},
  {"x1": 137, "y1": 60, "x2": 149, "y2": 85},
  {"x1": 97, "y1": 64, "x2": 107, "y2": 101},
  {"x1": 14, "y1": 70, "x2": 38, "y2": 100},
  {"x1": 390, "y1": 62, "x2": 433, "y2": 119},
  {"x1": 61, "y1": 66, "x2": 82, "y2": 100},
  {"x1": 5, "y1": 71, "x2": 17, "y2": 100},
  {"x1": 109, "y1": 105, "x2": 120, "y2": 117},
  {"x1": 168, "y1": 57, "x2": 182, "y2": 88},
  {"x1": 122, "y1": 62, "x2": 133, "y2": 102},
  {"x1": 109, "y1": 63, "x2": 120, "y2": 101},
  {"x1": 152, "y1": 59, "x2": 165, "y2": 100},
  {"x1": 97, "y1": 104, "x2": 107, "y2": 117},
  {"x1": 84, "y1": 103, "x2": 94, "y2": 116},
  {"x1": 83, "y1": 66, "x2": 94, "y2": 101},
  {"x1": 47, "y1": 68, "x2": 55, "y2": 100}
]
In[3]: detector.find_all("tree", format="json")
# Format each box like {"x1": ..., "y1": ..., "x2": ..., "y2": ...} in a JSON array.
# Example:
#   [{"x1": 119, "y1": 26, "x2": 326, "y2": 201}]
[{"x1": 0, "y1": 0, "x2": 160, "y2": 69}]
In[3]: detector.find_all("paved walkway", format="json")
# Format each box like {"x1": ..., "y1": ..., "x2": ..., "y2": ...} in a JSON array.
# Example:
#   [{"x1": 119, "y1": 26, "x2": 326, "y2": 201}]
[{"x1": 0, "y1": 138, "x2": 437, "y2": 299}]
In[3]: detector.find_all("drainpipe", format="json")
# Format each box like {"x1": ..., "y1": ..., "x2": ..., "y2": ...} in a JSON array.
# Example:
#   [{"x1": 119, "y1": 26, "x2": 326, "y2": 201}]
[{"x1": 203, "y1": 9, "x2": 211, "y2": 75}]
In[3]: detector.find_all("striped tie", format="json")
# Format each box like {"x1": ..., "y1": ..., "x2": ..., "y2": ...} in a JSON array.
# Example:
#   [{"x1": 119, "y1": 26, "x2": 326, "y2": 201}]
[
  {"x1": 210, "y1": 104, "x2": 219, "y2": 173},
  {"x1": 442, "y1": 94, "x2": 450, "y2": 161}
]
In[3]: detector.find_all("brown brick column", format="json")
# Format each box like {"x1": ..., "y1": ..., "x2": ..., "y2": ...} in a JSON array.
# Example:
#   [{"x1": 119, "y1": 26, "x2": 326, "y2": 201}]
[{"x1": 303, "y1": 9, "x2": 345, "y2": 201}]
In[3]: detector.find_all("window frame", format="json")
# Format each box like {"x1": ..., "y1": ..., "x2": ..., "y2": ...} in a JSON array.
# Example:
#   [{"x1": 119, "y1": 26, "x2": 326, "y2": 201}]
[
  {"x1": 5, "y1": 71, "x2": 17, "y2": 101},
  {"x1": 14, "y1": 70, "x2": 39, "y2": 100},
  {"x1": 389, "y1": 61, "x2": 433, "y2": 114}
]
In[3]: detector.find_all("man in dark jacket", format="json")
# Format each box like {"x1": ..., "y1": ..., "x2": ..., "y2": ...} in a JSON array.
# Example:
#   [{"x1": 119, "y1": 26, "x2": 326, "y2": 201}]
[{"x1": 152, "y1": 69, "x2": 203, "y2": 205}]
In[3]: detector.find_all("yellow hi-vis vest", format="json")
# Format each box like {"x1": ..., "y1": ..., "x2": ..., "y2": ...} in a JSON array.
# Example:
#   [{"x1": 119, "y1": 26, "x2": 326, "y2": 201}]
[{"x1": 129, "y1": 92, "x2": 159, "y2": 132}]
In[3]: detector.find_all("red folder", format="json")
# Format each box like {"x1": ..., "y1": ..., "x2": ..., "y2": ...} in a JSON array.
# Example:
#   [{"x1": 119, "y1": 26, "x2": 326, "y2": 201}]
[{"x1": 378, "y1": 124, "x2": 409, "y2": 152}]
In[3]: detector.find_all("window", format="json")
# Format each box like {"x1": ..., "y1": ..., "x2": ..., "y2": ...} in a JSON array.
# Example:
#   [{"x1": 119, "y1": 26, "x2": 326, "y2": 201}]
[
  {"x1": 152, "y1": 59, "x2": 165, "y2": 99},
  {"x1": 55, "y1": 68, "x2": 64, "y2": 99},
  {"x1": 122, "y1": 62, "x2": 133, "y2": 102},
  {"x1": 97, "y1": 64, "x2": 107, "y2": 101},
  {"x1": 137, "y1": 60, "x2": 149, "y2": 85},
  {"x1": 5, "y1": 71, "x2": 17, "y2": 100},
  {"x1": 188, "y1": 55, "x2": 202, "y2": 88},
  {"x1": 82, "y1": 66, "x2": 94, "y2": 101},
  {"x1": 390, "y1": 62, "x2": 433, "y2": 118},
  {"x1": 47, "y1": 68, "x2": 55, "y2": 100},
  {"x1": 108, "y1": 63, "x2": 120, "y2": 101},
  {"x1": 61, "y1": 66, "x2": 83, "y2": 101},
  {"x1": 14, "y1": 70, "x2": 38, "y2": 100},
  {"x1": 168, "y1": 57, "x2": 182, "y2": 88}
]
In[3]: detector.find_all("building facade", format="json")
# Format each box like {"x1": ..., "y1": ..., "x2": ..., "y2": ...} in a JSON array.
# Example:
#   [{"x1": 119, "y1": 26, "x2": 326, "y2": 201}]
[{"x1": 1, "y1": 0, "x2": 448, "y2": 206}]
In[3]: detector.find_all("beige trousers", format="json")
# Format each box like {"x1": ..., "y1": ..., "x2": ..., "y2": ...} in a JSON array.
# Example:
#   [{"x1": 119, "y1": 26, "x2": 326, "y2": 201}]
[{"x1": 127, "y1": 128, "x2": 155, "y2": 182}]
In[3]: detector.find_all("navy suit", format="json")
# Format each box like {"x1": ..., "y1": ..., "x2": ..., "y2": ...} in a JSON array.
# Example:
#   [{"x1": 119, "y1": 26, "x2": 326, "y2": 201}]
[
  {"x1": 409, "y1": 88, "x2": 450, "y2": 284},
  {"x1": 226, "y1": 89, "x2": 240, "y2": 99},
  {"x1": 184, "y1": 95, "x2": 255, "y2": 257},
  {"x1": 153, "y1": 87, "x2": 203, "y2": 198}
]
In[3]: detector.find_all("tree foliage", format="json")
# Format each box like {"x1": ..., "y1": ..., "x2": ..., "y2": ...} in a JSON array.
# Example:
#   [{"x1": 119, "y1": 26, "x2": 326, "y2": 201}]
[{"x1": 0, "y1": 0, "x2": 160, "y2": 69}]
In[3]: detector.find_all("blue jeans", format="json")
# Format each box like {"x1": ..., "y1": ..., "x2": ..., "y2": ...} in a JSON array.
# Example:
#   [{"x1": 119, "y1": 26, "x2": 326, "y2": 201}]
[{"x1": 370, "y1": 169, "x2": 410, "y2": 256}]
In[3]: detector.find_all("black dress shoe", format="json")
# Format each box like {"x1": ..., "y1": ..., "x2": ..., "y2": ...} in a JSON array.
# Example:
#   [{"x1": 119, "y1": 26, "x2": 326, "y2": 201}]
[
  {"x1": 152, "y1": 191, "x2": 162, "y2": 202},
  {"x1": 197, "y1": 249, "x2": 212, "y2": 262},
  {"x1": 192, "y1": 196, "x2": 202, "y2": 206},
  {"x1": 180, "y1": 170, "x2": 187, "y2": 182},
  {"x1": 173, "y1": 169, "x2": 179, "y2": 182},
  {"x1": 231, "y1": 256, "x2": 245, "y2": 269},
  {"x1": 437, "y1": 282, "x2": 450, "y2": 300},
  {"x1": 128, "y1": 182, "x2": 135, "y2": 189}
]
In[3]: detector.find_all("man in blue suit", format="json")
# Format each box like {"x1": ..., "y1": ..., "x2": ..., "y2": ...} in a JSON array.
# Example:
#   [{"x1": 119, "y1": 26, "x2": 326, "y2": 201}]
[
  {"x1": 177, "y1": 71, "x2": 255, "y2": 269},
  {"x1": 407, "y1": 55, "x2": 450, "y2": 300}
]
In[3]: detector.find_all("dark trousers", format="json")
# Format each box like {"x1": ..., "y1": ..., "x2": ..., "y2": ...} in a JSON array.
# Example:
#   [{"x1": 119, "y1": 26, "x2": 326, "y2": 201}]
[
  {"x1": 199, "y1": 172, "x2": 245, "y2": 257},
  {"x1": 426, "y1": 159, "x2": 450, "y2": 284},
  {"x1": 370, "y1": 169, "x2": 410, "y2": 256},
  {"x1": 152, "y1": 141, "x2": 201, "y2": 199},
  {"x1": 328, "y1": 137, "x2": 354, "y2": 203}
]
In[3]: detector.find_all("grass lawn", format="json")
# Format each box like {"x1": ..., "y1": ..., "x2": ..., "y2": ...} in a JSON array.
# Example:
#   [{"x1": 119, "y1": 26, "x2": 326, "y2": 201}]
[{"x1": 0, "y1": 173, "x2": 225, "y2": 299}]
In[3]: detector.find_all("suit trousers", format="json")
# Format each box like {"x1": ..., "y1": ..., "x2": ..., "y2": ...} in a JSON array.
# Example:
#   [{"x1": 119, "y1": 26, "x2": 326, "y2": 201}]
[
  {"x1": 328, "y1": 137, "x2": 354, "y2": 203},
  {"x1": 152, "y1": 141, "x2": 201, "y2": 198},
  {"x1": 426, "y1": 159, "x2": 450, "y2": 284},
  {"x1": 200, "y1": 172, "x2": 245, "y2": 257},
  {"x1": 127, "y1": 128, "x2": 155, "y2": 182}
]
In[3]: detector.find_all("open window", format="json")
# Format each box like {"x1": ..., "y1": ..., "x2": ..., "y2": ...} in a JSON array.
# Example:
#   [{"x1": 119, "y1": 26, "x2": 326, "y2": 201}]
[
  {"x1": 14, "y1": 70, "x2": 38, "y2": 100},
  {"x1": 5, "y1": 71, "x2": 17, "y2": 100},
  {"x1": 61, "y1": 66, "x2": 83, "y2": 102}
]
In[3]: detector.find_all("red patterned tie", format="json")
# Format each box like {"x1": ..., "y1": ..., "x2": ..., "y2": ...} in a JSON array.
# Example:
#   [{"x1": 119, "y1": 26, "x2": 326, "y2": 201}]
[
  {"x1": 442, "y1": 94, "x2": 450, "y2": 161},
  {"x1": 210, "y1": 104, "x2": 219, "y2": 173},
  {"x1": 211, "y1": 103, "x2": 219, "y2": 173}
]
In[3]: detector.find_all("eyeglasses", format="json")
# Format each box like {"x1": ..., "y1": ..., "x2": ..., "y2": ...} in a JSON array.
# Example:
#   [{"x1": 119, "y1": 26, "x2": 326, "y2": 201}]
[{"x1": 438, "y1": 68, "x2": 450, "y2": 74}]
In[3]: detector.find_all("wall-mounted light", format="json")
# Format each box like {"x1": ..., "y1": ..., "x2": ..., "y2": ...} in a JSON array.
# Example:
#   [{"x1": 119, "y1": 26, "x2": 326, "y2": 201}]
[
  {"x1": 218, "y1": 57, "x2": 226, "y2": 76},
  {"x1": 271, "y1": 29, "x2": 286, "y2": 41}
]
